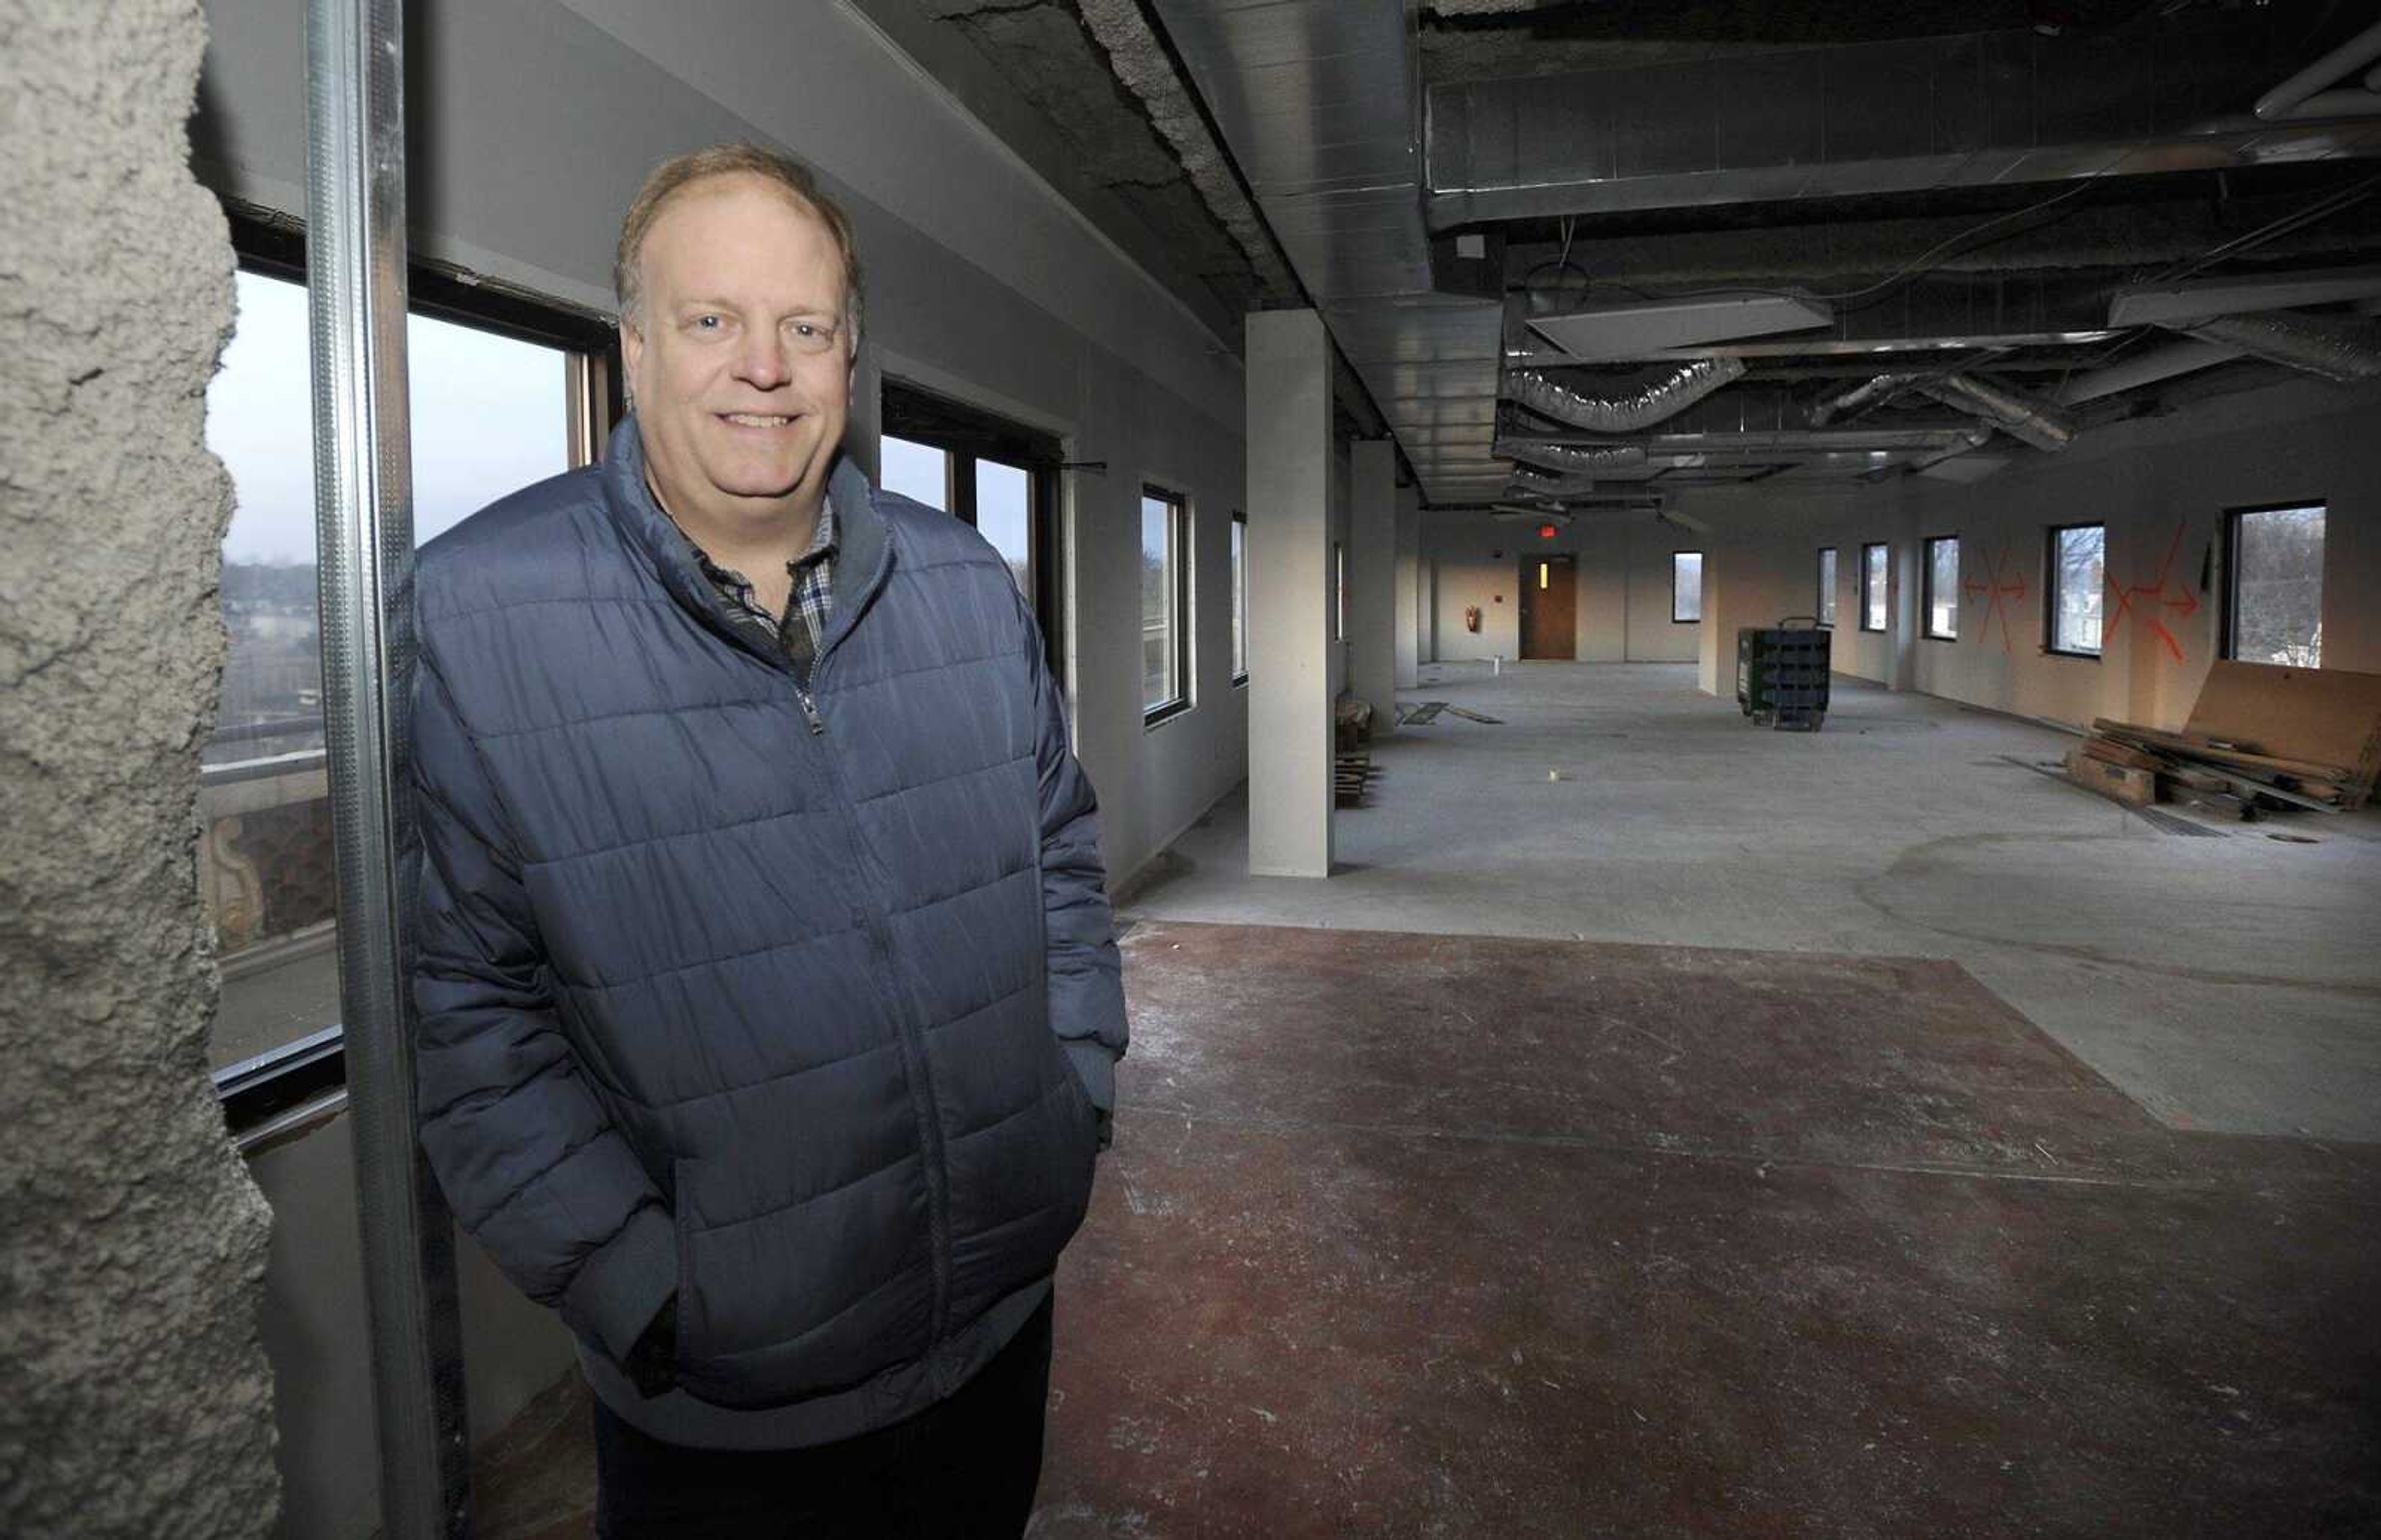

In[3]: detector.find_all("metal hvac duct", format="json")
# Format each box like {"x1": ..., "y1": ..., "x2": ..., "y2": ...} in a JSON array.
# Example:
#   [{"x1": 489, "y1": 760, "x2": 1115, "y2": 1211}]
[
  {"x1": 2170, "y1": 310, "x2": 2381, "y2": 382},
  {"x1": 1504, "y1": 357, "x2": 1747, "y2": 433},
  {"x1": 1916, "y1": 374, "x2": 2078, "y2": 451}
]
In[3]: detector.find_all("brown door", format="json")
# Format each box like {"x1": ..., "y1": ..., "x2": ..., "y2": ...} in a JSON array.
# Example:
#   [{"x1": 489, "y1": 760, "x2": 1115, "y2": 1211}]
[{"x1": 1519, "y1": 552, "x2": 1577, "y2": 659}]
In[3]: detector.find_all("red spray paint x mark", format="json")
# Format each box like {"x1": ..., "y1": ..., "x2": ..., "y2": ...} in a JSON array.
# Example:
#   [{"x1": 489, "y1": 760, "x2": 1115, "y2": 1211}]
[
  {"x1": 2104, "y1": 518, "x2": 2198, "y2": 664},
  {"x1": 1960, "y1": 541, "x2": 2029, "y2": 653}
]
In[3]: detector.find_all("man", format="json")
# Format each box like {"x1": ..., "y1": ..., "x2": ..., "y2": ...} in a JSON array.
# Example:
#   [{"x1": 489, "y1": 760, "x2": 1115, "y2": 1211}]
[{"x1": 407, "y1": 143, "x2": 1126, "y2": 1538}]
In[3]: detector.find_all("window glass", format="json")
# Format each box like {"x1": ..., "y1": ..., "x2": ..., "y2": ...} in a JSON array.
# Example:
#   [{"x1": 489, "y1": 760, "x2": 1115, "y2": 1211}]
[
  {"x1": 2230, "y1": 505, "x2": 2325, "y2": 666},
  {"x1": 205, "y1": 268, "x2": 575, "y2": 1071},
  {"x1": 1672, "y1": 551, "x2": 1703, "y2": 622},
  {"x1": 1863, "y1": 543, "x2": 1889, "y2": 631},
  {"x1": 1817, "y1": 547, "x2": 1838, "y2": 627},
  {"x1": 1142, "y1": 494, "x2": 1179, "y2": 712},
  {"x1": 973, "y1": 458, "x2": 1032, "y2": 597},
  {"x1": 880, "y1": 434, "x2": 949, "y2": 511},
  {"x1": 1925, "y1": 536, "x2": 1960, "y2": 639},
  {"x1": 1231, "y1": 515, "x2": 1247, "y2": 681},
  {"x1": 2051, "y1": 524, "x2": 2105, "y2": 655}
]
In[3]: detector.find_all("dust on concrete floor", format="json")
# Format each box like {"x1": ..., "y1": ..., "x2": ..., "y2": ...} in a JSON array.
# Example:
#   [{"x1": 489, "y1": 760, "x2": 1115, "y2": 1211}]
[
  {"x1": 467, "y1": 663, "x2": 2379, "y2": 1535},
  {"x1": 1032, "y1": 921, "x2": 2378, "y2": 1538},
  {"x1": 1124, "y1": 662, "x2": 2381, "y2": 1144}
]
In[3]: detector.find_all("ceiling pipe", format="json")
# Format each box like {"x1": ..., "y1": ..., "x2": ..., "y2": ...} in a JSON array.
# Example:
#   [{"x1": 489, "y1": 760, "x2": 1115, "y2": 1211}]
[
  {"x1": 2168, "y1": 310, "x2": 2381, "y2": 382},
  {"x1": 1913, "y1": 374, "x2": 2078, "y2": 451},
  {"x1": 2255, "y1": 17, "x2": 2381, "y2": 121},
  {"x1": 1504, "y1": 356, "x2": 1747, "y2": 434}
]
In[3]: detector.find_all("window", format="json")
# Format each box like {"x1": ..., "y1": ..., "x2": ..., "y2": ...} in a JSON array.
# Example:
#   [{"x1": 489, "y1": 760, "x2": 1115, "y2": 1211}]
[
  {"x1": 206, "y1": 220, "x2": 614, "y2": 1120},
  {"x1": 2047, "y1": 523, "x2": 2105, "y2": 657},
  {"x1": 1923, "y1": 536, "x2": 1960, "y2": 640},
  {"x1": 1231, "y1": 511, "x2": 1248, "y2": 684},
  {"x1": 2227, "y1": 502, "x2": 2325, "y2": 666},
  {"x1": 1142, "y1": 487, "x2": 1191, "y2": 722},
  {"x1": 1861, "y1": 542, "x2": 1888, "y2": 632},
  {"x1": 880, "y1": 379, "x2": 1065, "y2": 675},
  {"x1": 1816, "y1": 547, "x2": 1838, "y2": 627},
  {"x1": 880, "y1": 434, "x2": 951, "y2": 510},
  {"x1": 1672, "y1": 551, "x2": 1703, "y2": 623}
]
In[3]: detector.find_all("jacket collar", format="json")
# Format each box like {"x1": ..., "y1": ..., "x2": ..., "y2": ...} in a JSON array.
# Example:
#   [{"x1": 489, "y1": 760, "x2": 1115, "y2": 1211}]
[{"x1": 601, "y1": 414, "x2": 890, "y2": 666}]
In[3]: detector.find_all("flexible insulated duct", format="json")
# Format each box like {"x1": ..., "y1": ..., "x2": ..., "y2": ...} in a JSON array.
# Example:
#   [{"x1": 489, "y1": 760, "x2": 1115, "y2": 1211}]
[
  {"x1": 2170, "y1": 310, "x2": 2381, "y2": 383},
  {"x1": 1808, "y1": 373, "x2": 1921, "y2": 427},
  {"x1": 1499, "y1": 441, "x2": 1652, "y2": 476},
  {"x1": 1509, "y1": 469, "x2": 1600, "y2": 498},
  {"x1": 1504, "y1": 356, "x2": 1747, "y2": 434},
  {"x1": 1915, "y1": 374, "x2": 2078, "y2": 451}
]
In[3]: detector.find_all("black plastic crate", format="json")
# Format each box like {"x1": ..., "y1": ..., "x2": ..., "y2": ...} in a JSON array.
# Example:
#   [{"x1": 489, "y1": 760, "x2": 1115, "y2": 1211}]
[{"x1": 1736, "y1": 618, "x2": 1832, "y2": 732}]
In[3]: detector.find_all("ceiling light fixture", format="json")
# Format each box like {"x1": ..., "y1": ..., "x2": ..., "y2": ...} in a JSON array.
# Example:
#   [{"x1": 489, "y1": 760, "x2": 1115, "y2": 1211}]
[{"x1": 1525, "y1": 294, "x2": 1835, "y2": 363}]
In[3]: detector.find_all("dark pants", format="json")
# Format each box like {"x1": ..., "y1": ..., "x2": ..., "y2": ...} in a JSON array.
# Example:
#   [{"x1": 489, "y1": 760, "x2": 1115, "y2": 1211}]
[{"x1": 592, "y1": 1295, "x2": 1055, "y2": 1539}]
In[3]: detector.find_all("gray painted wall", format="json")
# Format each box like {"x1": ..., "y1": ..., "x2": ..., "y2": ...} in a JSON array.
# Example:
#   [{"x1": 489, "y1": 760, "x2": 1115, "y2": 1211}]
[
  {"x1": 1684, "y1": 378, "x2": 2381, "y2": 728},
  {"x1": 1, "y1": 3, "x2": 279, "y2": 1536},
  {"x1": 188, "y1": 2, "x2": 1258, "y2": 1533},
  {"x1": 1422, "y1": 512, "x2": 1704, "y2": 664}
]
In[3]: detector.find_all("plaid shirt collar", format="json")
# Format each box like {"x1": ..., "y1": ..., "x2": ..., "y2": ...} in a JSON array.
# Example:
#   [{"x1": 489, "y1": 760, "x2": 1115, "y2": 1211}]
[{"x1": 662, "y1": 490, "x2": 840, "y2": 687}]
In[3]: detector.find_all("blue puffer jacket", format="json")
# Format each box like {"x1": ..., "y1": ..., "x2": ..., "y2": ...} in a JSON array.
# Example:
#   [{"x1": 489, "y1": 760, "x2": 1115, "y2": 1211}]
[{"x1": 407, "y1": 417, "x2": 1125, "y2": 1448}]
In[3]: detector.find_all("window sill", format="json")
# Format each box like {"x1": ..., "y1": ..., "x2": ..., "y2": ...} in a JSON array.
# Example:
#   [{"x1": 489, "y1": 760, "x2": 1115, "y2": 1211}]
[
  {"x1": 1143, "y1": 699, "x2": 1192, "y2": 731},
  {"x1": 2045, "y1": 647, "x2": 2103, "y2": 662},
  {"x1": 1231, "y1": 673, "x2": 1249, "y2": 689}
]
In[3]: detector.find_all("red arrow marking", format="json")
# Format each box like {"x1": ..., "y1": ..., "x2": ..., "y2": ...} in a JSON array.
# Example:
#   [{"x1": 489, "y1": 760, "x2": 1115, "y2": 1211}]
[{"x1": 2163, "y1": 588, "x2": 2200, "y2": 618}]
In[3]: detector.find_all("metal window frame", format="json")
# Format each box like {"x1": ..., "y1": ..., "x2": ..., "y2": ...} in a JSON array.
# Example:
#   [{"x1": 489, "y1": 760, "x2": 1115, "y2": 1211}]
[
  {"x1": 2043, "y1": 521, "x2": 2106, "y2": 660},
  {"x1": 880, "y1": 378, "x2": 1066, "y2": 678},
  {"x1": 1923, "y1": 534, "x2": 1961, "y2": 641},
  {"x1": 1816, "y1": 546, "x2": 1838, "y2": 628},
  {"x1": 1142, "y1": 484, "x2": 1194, "y2": 727},
  {"x1": 1860, "y1": 541, "x2": 1889, "y2": 632},
  {"x1": 2221, "y1": 498, "x2": 2328, "y2": 664},
  {"x1": 210, "y1": 214, "x2": 614, "y2": 1140},
  {"x1": 1670, "y1": 549, "x2": 1703, "y2": 624},
  {"x1": 1230, "y1": 510, "x2": 1249, "y2": 686}
]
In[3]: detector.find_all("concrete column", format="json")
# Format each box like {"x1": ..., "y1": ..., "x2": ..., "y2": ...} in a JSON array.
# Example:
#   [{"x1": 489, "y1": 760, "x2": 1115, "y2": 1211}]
[
  {"x1": 0, "y1": 4, "x2": 278, "y2": 1536},
  {"x1": 1696, "y1": 547, "x2": 1724, "y2": 696},
  {"x1": 1393, "y1": 483, "x2": 1421, "y2": 688},
  {"x1": 1245, "y1": 310, "x2": 1334, "y2": 878},
  {"x1": 1347, "y1": 440, "x2": 1398, "y2": 735},
  {"x1": 1891, "y1": 538, "x2": 1922, "y2": 693}
]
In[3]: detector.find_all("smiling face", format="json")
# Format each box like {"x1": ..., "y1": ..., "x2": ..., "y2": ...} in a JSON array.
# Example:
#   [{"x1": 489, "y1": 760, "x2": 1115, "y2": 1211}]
[{"x1": 621, "y1": 172, "x2": 854, "y2": 543}]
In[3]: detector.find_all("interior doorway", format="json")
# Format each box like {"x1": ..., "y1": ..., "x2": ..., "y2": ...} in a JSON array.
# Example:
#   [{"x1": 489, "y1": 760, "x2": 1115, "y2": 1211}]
[{"x1": 1519, "y1": 552, "x2": 1577, "y2": 660}]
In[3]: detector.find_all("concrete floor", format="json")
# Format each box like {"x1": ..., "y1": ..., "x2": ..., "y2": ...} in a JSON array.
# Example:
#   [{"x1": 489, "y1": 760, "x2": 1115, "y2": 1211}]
[
  {"x1": 468, "y1": 662, "x2": 2381, "y2": 1536},
  {"x1": 1124, "y1": 662, "x2": 2381, "y2": 1144}
]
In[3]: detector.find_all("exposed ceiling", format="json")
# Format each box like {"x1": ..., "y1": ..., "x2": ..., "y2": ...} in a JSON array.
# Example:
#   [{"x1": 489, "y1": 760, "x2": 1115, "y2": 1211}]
[{"x1": 860, "y1": 0, "x2": 2381, "y2": 511}]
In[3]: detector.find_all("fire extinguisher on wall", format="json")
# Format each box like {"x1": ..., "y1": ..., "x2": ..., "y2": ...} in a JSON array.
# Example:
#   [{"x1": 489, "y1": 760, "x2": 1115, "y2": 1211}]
[{"x1": 1464, "y1": 605, "x2": 1483, "y2": 634}]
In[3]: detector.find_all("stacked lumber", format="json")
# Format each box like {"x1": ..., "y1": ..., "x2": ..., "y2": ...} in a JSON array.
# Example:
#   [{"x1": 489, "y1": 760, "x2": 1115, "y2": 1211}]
[
  {"x1": 1334, "y1": 751, "x2": 1375, "y2": 808},
  {"x1": 2065, "y1": 662, "x2": 2381, "y2": 815}
]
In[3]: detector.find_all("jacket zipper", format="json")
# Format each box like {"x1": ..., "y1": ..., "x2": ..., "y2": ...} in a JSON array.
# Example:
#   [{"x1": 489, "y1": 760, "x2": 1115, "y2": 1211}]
[{"x1": 784, "y1": 585, "x2": 956, "y2": 1385}]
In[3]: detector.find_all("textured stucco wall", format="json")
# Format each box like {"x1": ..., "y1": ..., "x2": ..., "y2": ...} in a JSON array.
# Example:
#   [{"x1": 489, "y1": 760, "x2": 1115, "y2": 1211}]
[{"x1": 0, "y1": 2, "x2": 279, "y2": 1535}]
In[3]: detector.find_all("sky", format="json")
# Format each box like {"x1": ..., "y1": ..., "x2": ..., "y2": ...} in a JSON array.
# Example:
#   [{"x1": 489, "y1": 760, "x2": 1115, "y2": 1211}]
[{"x1": 208, "y1": 270, "x2": 570, "y2": 565}]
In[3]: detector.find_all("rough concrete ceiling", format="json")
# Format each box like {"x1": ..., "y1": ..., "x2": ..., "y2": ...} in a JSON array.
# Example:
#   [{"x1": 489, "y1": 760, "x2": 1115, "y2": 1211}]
[{"x1": 856, "y1": 0, "x2": 1401, "y2": 440}]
